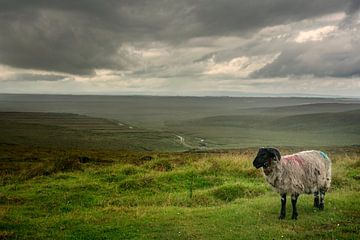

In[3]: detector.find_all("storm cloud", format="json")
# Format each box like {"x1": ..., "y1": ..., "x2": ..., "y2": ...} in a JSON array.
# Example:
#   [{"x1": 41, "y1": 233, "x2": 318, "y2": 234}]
[{"x1": 0, "y1": 0, "x2": 359, "y2": 96}]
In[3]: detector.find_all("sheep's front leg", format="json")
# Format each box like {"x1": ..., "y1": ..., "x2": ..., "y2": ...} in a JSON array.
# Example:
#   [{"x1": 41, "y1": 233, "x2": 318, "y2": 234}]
[
  {"x1": 291, "y1": 193, "x2": 299, "y2": 220},
  {"x1": 279, "y1": 193, "x2": 286, "y2": 219},
  {"x1": 314, "y1": 191, "x2": 319, "y2": 208},
  {"x1": 319, "y1": 189, "x2": 325, "y2": 210}
]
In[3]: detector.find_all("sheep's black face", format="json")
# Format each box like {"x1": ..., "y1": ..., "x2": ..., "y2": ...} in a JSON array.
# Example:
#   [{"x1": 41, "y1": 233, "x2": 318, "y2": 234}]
[{"x1": 253, "y1": 148, "x2": 281, "y2": 169}]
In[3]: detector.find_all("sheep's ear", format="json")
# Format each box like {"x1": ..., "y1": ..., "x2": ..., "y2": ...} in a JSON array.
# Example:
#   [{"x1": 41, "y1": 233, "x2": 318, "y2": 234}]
[{"x1": 268, "y1": 148, "x2": 281, "y2": 161}]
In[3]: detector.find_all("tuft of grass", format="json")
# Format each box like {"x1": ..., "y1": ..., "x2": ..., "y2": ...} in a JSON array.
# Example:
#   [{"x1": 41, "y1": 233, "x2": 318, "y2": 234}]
[
  {"x1": 144, "y1": 158, "x2": 173, "y2": 171},
  {"x1": 211, "y1": 183, "x2": 266, "y2": 202},
  {"x1": 17, "y1": 155, "x2": 82, "y2": 181},
  {"x1": 120, "y1": 165, "x2": 145, "y2": 176},
  {"x1": 118, "y1": 175, "x2": 155, "y2": 191},
  {"x1": 19, "y1": 162, "x2": 54, "y2": 180},
  {"x1": 53, "y1": 155, "x2": 82, "y2": 172}
]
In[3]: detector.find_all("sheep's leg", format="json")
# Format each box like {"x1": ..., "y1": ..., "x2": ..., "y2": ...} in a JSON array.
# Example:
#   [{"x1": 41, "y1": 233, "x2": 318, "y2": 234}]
[
  {"x1": 319, "y1": 189, "x2": 325, "y2": 210},
  {"x1": 279, "y1": 193, "x2": 286, "y2": 219},
  {"x1": 314, "y1": 191, "x2": 320, "y2": 208},
  {"x1": 291, "y1": 193, "x2": 299, "y2": 220}
]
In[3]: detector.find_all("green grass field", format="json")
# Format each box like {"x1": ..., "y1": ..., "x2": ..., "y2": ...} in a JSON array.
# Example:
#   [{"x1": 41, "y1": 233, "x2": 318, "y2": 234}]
[
  {"x1": 1, "y1": 145, "x2": 360, "y2": 239},
  {"x1": 1, "y1": 95, "x2": 360, "y2": 239}
]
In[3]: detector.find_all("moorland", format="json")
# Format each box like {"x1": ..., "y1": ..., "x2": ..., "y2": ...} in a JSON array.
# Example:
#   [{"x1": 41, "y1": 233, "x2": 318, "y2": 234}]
[{"x1": 1, "y1": 94, "x2": 360, "y2": 239}]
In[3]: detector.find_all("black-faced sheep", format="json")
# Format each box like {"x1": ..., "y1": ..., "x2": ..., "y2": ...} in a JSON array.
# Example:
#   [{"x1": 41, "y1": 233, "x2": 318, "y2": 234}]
[{"x1": 253, "y1": 148, "x2": 331, "y2": 220}]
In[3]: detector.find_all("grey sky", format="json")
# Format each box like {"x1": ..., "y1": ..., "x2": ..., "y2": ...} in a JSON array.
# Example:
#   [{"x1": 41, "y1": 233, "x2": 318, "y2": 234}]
[{"x1": 0, "y1": 0, "x2": 359, "y2": 96}]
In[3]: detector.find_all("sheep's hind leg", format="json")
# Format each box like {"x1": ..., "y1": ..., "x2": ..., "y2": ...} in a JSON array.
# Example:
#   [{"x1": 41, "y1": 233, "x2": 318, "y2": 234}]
[
  {"x1": 279, "y1": 193, "x2": 286, "y2": 219},
  {"x1": 314, "y1": 191, "x2": 320, "y2": 208},
  {"x1": 291, "y1": 193, "x2": 299, "y2": 220},
  {"x1": 319, "y1": 189, "x2": 326, "y2": 210}
]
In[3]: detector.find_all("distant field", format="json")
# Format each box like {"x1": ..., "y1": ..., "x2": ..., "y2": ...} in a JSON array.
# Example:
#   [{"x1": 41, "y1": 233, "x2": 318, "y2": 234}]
[
  {"x1": 0, "y1": 112, "x2": 185, "y2": 151},
  {"x1": 169, "y1": 109, "x2": 360, "y2": 148},
  {"x1": 1, "y1": 94, "x2": 360, "y2": 150},
  {"x1": 1, "y1": 94, "x2": 359, "y2": 127}
]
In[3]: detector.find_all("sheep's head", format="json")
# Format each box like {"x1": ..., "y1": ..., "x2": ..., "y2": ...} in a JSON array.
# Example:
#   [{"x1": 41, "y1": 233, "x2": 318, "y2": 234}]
[{"x1": 253, "y1": 147, "x2": 281, "y2": 169}]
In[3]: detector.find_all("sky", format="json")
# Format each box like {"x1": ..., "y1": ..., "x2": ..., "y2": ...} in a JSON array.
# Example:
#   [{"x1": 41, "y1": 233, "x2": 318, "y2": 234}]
[{"x1": 0, "y1": 0, "x2": 360, "y2": 97}]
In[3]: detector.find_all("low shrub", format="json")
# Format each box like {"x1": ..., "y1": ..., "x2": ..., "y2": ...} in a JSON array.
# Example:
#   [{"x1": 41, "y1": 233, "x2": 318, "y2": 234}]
[
  {"x1": 18, "y1": 156, "x2": 82, "y2": 180},
  {"x1": 121, "y1": 165, "x2": 144, "y2": 175},
  {"x1": 54, "y1": 156, "x2": 82, "y2": 172}
]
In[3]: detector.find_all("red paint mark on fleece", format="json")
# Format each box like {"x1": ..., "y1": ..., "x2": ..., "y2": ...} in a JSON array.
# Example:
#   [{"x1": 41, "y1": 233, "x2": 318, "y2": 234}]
[{"x1": 283, "y1": 155, "x2": 304, "y2": 166}]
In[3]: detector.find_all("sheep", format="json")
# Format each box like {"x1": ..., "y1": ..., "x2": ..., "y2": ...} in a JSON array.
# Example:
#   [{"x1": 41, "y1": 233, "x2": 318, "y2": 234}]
[{"x1": 252, "y1": 147, "x2": 331, "y2": 220}]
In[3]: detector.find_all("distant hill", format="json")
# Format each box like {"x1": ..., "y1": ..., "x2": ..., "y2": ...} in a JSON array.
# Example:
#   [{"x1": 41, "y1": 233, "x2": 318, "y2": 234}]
[
  {"x1": 244, "y1": 103, "x2": 360, "y2": 115},
  {"x1": 0, "y1": 112, "x2": 185, "y2": 151},
  {"x1": 266, "y1": 109, "x2": 360, "y2": 134},
  {"x1": 1, "y1": 94, "x2": 360, "y2": 128},
  {"x1": 169, "y1": 109, "x2": 360, "y2": 148},
  {"x1": 0, "y1": 112, "x2": 132, "y2": 133}
]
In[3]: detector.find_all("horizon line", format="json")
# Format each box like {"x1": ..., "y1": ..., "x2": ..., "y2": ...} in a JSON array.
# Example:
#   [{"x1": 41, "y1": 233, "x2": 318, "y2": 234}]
[{"x1": 0, "y1": 92, "x2": 360, "y2": 99}]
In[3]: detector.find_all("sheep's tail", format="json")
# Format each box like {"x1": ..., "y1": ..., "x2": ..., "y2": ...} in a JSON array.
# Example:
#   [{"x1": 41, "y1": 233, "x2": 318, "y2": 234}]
[{"x1": 320, "y1": 151, "x2": 332, "y2": 190}]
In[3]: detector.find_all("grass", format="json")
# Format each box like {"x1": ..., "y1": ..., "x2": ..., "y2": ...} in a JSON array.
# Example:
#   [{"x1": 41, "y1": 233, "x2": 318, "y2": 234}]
[{"x1": 1, "y1": 145, "x2": 360, "y2": 239}]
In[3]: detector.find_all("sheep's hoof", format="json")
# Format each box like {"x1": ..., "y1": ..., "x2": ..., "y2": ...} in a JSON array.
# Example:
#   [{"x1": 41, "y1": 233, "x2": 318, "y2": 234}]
[
  {"x1": 279, "y1": 214, "x2": 286, "y2": 220},
  {"x1": 319, "y1": 203, "x2": 324, "y2": 210},
  {"x1": 291, "y1": 214, "x2": 298, "y2": 220}
]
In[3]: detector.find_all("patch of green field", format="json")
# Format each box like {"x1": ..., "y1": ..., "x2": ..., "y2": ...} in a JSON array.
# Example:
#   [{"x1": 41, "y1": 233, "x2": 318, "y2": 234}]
[{"x1": 1, "y1": 146, "x2": 360, "y2": 239}]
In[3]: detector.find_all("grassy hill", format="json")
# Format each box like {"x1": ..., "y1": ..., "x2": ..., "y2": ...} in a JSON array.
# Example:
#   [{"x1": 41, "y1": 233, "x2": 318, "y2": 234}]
[
  {"x1": 1, "y1": 145, "x2": 360, "y2": 239},
  {"x1": 0, "y1": 112, "x2": 185, "y2": 151},
  {"x1": 268, "y1": 109, "x2": 360, "y2": 133},
  {"x1": 244, "y1": 103, "x2": 360, "y2": 115},
  {"x1": 168, "y1": 109, "x2": 360, "y2": 148}
]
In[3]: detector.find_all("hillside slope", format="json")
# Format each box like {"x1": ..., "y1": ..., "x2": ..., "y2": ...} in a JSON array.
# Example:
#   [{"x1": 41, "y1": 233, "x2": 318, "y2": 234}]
[{"x1": 0, "y1": 112, "x2": 185, "y2": 151}]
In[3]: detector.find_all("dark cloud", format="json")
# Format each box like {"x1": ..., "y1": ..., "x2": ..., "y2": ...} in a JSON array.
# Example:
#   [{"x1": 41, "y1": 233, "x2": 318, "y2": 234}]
[
  {"x1": 0, "y1": 0, "x2": 353, "y2": 75},
  {"x1": 194, "y1": 0, "x2": 350, "y2": 36},
  {"x1": 9, "y1": 73, "x2": 68, "y2": 82},
  {"x1": 252, "y1": 43, "x2": 360, "y2": 78},
  {"x1": 252, "y1": 4, "x2": 360, "y2": 79},
  {"x1": 346, "y1": 0, "x2": 360, "y2": 15},
  {"x1": 340, "y1": 0, "x2": 360, "y2": 28},
  {"x1": 0, "y1": 1, "x2": 129, "y2": 75}
]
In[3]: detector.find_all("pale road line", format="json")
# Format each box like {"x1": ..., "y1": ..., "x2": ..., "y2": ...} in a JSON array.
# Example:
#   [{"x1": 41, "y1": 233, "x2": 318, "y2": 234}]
[
  {"x1": 175, "y1": 135, "x2": 192, "y2": 148},
  {"x1": 176, "y1": 135, "x2": 184, "y2": 143}
]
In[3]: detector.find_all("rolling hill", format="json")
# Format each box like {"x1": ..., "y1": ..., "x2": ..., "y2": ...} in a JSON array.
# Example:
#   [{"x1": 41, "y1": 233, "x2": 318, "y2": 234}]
[{"x1": 0, "y1": 112, "x2": 185, "y2": 151}]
